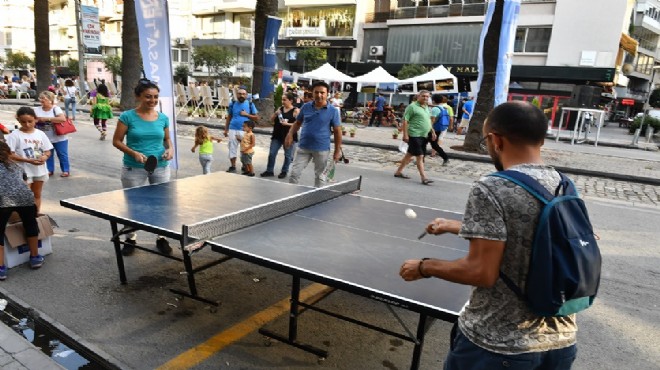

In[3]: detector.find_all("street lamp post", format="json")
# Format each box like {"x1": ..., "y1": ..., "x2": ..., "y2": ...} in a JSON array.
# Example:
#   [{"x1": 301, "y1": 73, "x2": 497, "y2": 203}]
[
  {"x1": 74, "y1": 0, "x2": 86, "y2": 97},
  {"x1": 633, "y1": 65, "x2": 660, "y2": 145}
]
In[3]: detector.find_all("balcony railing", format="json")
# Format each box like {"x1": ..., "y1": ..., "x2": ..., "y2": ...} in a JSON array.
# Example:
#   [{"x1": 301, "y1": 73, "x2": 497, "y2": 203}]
[
  {"x1": 365, "y1": 4, "x2": 487, "y2": 23},
  {"x1": 239, "y1": 26, "x2": 253, "y2": 40}
]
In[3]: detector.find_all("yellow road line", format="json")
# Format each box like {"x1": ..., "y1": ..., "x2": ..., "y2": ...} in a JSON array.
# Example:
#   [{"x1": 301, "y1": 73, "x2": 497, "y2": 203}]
[{"x1": 156, "y1": 283, "x2": 332, "y2": 370}]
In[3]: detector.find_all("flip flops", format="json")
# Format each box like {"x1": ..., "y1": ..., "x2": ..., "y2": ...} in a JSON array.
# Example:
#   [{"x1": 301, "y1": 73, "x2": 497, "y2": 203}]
[
  {"x1": 394, "y1": 173, "x2": 411, "y2": 179},
  {"x1": 422, "y1": 179, "x2": 434, "y2": 185}
]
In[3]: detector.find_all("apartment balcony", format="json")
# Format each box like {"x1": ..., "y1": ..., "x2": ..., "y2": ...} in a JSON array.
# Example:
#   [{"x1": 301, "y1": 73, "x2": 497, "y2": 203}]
[
  {"x1": 101, "y1": 33, "x2": 122, "y2": 48},
  {"x1": 388, "y1": 2, "x2": 486, "y2": 21}
]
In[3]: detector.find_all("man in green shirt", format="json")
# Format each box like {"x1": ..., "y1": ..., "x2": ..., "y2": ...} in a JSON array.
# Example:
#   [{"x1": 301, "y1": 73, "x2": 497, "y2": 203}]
[{"x1": 394, "y1": 90, "x2": 436, "y2": 185}]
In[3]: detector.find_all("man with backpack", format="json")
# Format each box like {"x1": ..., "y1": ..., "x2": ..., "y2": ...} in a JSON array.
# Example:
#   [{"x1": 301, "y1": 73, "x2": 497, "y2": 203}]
[
  {"x1": 427, "y1": 94, "x2": 451, "y2": 165},
  {"x1": 400, "y1": 101, "x2": 601, "y2": 369},
  {"x1": 224, "y1": 88, "x2": 259, "y2": 172}
]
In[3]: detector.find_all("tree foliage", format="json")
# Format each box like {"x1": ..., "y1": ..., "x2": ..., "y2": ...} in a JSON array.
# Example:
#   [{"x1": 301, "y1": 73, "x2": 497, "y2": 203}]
[
  {"x1": 299, "y1": 47, "x2": 326, "y2": 72},
  {"x1": 105, "y1": 55, "x2": 122, "y2": 77},
  {"x1": 174, "y1": 64, "x2": 190, "y2": 84},
  {"x1": 397, "y1": 64, "x2": 427, "y2": 80},
  {"x1": 649, "y1": 89, "x2": 660, "y2": 108},
  {"x1": 192, "y1": 45, "x2": 235, "y2": 78},
  {"x1": 67, "y1": 59, "x2": 80, "y2": 73},
  {"x1": 6, "y1": 51, "x2": 33, "y2": 69}
]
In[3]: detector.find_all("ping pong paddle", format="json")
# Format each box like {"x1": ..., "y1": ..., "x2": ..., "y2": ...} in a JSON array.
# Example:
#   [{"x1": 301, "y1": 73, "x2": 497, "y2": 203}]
[{"x1": 144, "y1": 155, "x2": 158, "y2": 175}]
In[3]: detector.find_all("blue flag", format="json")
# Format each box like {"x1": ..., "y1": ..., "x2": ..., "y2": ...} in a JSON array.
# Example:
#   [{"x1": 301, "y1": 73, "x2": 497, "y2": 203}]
[
  {"x1": 261, "y1": 16, "x2": 282, "y2": 98},
  {"x1": 134, "y1": 0, "x2": 179, "y2": 169},
  {"x1": 476, "y1": 0, "x2": 521, "y2": 107}
]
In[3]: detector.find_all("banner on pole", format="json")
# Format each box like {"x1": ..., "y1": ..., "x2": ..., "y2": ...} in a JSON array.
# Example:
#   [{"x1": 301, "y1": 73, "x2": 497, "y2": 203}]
[
  {"x1": 135, "y1": 0, "x2": 178, "y2": 169},
  {"x1": 261, "y1": 16, "x2": 282, "y2": 99},
  {"x1": 80, "y1": 5, "x2": 102, "y2": 56},
  {"x1": 476, "y1": 0, "x2": 521, "y2": 107}
]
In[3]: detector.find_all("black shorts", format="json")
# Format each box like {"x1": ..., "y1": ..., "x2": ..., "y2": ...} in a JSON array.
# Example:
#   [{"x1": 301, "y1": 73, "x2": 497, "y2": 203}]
[{"x1": 407, "y1": 137, "x2": 427, "y2": 156}]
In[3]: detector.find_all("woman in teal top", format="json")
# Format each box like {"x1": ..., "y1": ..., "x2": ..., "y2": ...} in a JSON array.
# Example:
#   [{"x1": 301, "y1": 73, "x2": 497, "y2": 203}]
[{"x1": 111, "y1": 79, "x2": 174, "y2": 256}]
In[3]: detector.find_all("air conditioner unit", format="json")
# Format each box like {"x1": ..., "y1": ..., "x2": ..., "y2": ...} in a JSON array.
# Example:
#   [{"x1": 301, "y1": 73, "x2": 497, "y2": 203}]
[
  {"x1": 369, "y1": 45, "x2": 384, "y2": 57},
  {"x1": 175, "y1": 37, "x2": 185, "y2": 45}
]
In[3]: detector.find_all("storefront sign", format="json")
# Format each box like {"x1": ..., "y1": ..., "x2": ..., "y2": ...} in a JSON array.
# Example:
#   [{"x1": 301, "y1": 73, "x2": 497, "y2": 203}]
[
  {"x1": 278, "y1": 39, "x2": 357, "y2": 49},
  {"x1": 621, "y1": 99, "x2": 635, "y2": 105},
  {"x1": 285, "y1": 27, "x2": 326, "y2": 38}
]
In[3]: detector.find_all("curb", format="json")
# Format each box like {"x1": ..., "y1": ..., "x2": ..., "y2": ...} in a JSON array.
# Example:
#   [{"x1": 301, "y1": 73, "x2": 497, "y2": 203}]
[{"x1": 176, "y1": 117, "x2": 660, "y2": 186}]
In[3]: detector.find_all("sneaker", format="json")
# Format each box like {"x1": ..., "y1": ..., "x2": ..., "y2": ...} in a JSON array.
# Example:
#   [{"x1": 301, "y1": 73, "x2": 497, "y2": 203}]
[
  {"x1": 156, "y1": 237, "x2": 172, "y2": 255},
  {"x1": 442, "y1": 159, "x2": 449, "y2": 166},
  {"x1": 100, "y1": 131, "x2": 107, "y2": 141},
  {"x1": 226, "y1": 166, "x2": 237, "y2": 173},
  {"x1": 260, "y1": 171, "x2": 275, "y2": 177},
  {"x1": 29, "y1": 254, "x2": 44, "y2": 269},
  {"x1": 278, "y1": 172, "x2": 287, "y2": 179},
  {"x1": 122, "y1": 238, "x2": 136, "y2": 256},
  {"x1": 0, "y1": 266, "x2": 7, "y2": 280},
  {"x1": 246, "y1": 172, "x2": 255, "y2": 177}
]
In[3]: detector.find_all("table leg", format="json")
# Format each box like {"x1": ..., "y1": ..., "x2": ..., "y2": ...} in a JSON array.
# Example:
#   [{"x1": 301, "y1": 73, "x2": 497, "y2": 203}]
[{"x1": 110, "y1": 221, "x2": 127, "y2": 284}]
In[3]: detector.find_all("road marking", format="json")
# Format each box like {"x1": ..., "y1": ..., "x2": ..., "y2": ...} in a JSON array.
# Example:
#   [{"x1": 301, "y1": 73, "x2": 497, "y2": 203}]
[{"x1": 156, "y1": 283, "x2": 332, "y2": 370}]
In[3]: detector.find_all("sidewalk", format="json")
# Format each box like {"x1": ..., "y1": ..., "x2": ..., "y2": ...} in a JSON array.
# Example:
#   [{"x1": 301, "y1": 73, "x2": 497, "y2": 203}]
[
  {"x1": 0, "y1": 319, "x2": 65, "y2": 370},
  {"x1": 1, "y1": 98, "x2": 658, "y2": 185}
]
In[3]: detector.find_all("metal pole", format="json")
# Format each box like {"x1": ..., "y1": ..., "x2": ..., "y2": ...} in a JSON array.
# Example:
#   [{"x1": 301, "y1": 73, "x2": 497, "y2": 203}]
[{"x1": 74, "y1": 0, "x2": 86, "y2": 98}]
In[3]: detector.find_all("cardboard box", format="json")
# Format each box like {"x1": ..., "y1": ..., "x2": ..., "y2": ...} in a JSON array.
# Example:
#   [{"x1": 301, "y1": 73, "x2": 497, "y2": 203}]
[
  {"x1": 3, "y1": 214, "x2": 55, "y2": 268},
  {"x1": 3, "y1": 237, "x2": 52, "y2": 268}
]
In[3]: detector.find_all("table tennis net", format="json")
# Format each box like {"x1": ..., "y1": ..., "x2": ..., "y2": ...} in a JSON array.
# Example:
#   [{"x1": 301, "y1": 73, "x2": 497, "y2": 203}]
[{"x1": 183, "y1": 177, "x2": 361, "y2": 242}]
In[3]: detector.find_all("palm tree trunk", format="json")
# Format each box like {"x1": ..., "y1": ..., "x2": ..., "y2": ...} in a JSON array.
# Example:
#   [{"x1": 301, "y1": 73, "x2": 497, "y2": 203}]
[
  {"x1": 251, "y1": 0, "x2": 279, "y2": 126},
  {"x1": 120, "y1": 0, "x2": 141, "y2": 110},
  {"x1": 34, "y1": 0, "x2": 51, "y2": 99},
  {"x1": 463, "y1": 0, "x2": 504, "y2": 152}
]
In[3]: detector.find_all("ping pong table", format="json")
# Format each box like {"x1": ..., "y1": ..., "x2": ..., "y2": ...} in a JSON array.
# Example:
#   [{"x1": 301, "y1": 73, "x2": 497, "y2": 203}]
[{"x1": 61, "y1": 172, "x2": 471, "y2": 369}]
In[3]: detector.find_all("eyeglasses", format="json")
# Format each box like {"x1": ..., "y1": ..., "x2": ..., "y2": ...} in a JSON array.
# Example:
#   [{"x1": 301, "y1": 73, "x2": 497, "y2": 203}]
[{"x1": 479, "y1": 132, "x2": 500, "y2": 147}]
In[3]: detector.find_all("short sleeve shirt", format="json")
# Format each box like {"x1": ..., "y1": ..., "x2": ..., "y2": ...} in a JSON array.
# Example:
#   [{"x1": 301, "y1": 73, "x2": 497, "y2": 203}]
[
  {"x1": 228, "y1": 101, "x2": 258, "y2": 130},
  {"x1": 296, "y1": 102, "x2": 340, "y2": 151},
  {"x1": 403, "y1": 102, "x2": 431, "y2": 138},
  {"x1": 118, "y1": 109, "x2": 170, "y2": 168},
  {"x1": 6, "y1": 129, "x2": 53, "y2": 178},
  {"x1": 34, "y1": 106, "x2": 67, "y2": 143},
  {"x1": 457, "y1": 164, "x2": 577, "y2": 354},
  {"x1": 462, "y1": 99, "x2": 474, "y2": 119}
]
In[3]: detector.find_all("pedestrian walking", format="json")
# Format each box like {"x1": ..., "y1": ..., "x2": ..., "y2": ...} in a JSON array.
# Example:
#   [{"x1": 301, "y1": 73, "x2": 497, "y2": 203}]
[
  {"x1": 427, "y1": 94, "x2": 451, "y2": 165},
  {"x1": 393, "y1": 90, "x2": 435, "y2": 185},
  {"x1": 368, "y1": 92, "x2": 386, "y2": 127},
  {"x1": 91, "y1": 84, "x2": 114, "y2": 140},
  {"x1": 285, "y1": 81, "x2": 342, "y2": 188},
  {"x1": 60, "y1": 79, "x2": 78, "y2": 121},
  {"x1": 223, "y1": 88, "x2": 258, "y2": 173},
  {"x1": 34, "y1": 91, "x2": 70, "y2": 177},
  {"x1": 191, "y1": 125, "x2": 222, "y2": 175}
]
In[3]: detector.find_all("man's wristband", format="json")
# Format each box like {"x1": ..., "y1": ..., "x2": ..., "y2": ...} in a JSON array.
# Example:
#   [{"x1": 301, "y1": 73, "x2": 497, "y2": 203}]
[{"x1": 418, "y1": 258, "x2": 431, "y2": 278}]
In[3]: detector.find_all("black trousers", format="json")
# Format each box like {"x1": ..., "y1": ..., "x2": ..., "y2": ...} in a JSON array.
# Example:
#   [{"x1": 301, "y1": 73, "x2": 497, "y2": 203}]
[
  {"x1": 0, "y1": 205, "x2": 39, "y2": 246},
  {"x1": 369, "y1": 110, "x2": 384, "y2": 127},
  {"x1": 426, "y1": 131, "x2": 449, "y2": 161}
]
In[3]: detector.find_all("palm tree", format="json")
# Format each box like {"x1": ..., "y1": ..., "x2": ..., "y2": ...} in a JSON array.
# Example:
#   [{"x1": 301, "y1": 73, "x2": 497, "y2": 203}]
[
  {"x1": 120, "y1": 0, "x2": 142, "y2": 110},
  {"x1": 463, "y1": 0, "x2": 504, "y2": 152},
  {"x1": 34, "y1": 0, "x2": 51, "y2": 98},
  {"x1": 251, "y1": 0, "x2": 279, "y2": 124}
]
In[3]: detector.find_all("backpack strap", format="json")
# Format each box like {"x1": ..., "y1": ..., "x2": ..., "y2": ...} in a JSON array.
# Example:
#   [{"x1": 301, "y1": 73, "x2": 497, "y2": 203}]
[{"x1": 490, "y1": 170, "x2": 554, "y2": 204}]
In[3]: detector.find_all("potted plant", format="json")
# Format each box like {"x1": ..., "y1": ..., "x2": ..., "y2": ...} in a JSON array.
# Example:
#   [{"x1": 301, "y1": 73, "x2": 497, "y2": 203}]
[
  {"x1": 392, "y1": 129, "x2": 400, "y2": 139},
  {"x1": 349, "y1": 127, "x2": 357, "y2": 137},
  {"x1": 341, "y1": 125, "x2": 347, "y2": 136}
]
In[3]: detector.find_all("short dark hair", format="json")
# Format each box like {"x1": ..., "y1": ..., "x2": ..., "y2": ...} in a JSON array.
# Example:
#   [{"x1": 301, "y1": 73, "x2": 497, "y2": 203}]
[
  {"x1": 96, "y1": 84, "x2": 109, "y2": 97},
  {"x1": 311, "y1": 81, "x2": 329, "y2": 92},
  {"x1": 283, "y1": 92, "x2": 296, "y2": 101},
  {"x1": 64, "y1": 79, "x2": 74, "y2": 87},
  {"x1": 16, "y1": 106, "x2": 37, "y2": 118},
  {"x1": 134, "y1": 78, "x2": 160, "y2": 96},
  {"x1": 243, "y1": 121, "x2": 255, "y2": 129},
  {"x1": 486, "y1": 101, "x2": 548, "y2": 145},
  {"x1": 304, "y1": 91, "x2": 313, "y2": 99},
  {"x1": 431, "y1": 94, "x2": 442, "y2": 104}
]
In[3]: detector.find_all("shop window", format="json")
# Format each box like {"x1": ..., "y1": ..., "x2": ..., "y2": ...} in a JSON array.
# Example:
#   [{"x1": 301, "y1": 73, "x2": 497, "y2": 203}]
[{"x1": 514, "y1": 27, "x2": 552, "y2": 53}]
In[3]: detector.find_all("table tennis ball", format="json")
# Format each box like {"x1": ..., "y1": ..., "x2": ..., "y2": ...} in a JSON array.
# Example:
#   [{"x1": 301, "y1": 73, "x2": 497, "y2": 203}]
[{"x1": 405, "y1": 208, "x2": 417, "y2": 219}]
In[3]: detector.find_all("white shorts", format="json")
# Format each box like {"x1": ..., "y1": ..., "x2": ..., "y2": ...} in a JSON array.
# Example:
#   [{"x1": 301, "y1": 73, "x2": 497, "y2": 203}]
[{"x1": 227, "y1": 129, "x2": 244, "y2": 159}]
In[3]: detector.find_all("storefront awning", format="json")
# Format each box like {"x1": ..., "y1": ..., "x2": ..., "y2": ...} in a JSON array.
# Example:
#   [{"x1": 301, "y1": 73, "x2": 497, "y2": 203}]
[{"x1": 620, "y1": 33, "x2": 638, "y2": 56}]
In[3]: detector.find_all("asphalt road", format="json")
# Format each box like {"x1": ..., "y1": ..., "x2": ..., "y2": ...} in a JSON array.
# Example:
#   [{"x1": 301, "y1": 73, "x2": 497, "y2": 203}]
[{"x1": 1, "y1": 118, "x2": 659, "y2": 370}]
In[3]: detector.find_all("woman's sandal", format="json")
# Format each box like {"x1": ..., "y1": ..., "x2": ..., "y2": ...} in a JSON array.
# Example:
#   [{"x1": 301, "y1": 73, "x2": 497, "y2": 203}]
[
  {"x1": 394, "y1": 173, "x2": 411, "y2": 179},
  {"x1": 60, "y1": 172, "x2": 70, "y2": 178},
  {"x1": 422, "y1": 178, "x2": 434, "y2": 185}
]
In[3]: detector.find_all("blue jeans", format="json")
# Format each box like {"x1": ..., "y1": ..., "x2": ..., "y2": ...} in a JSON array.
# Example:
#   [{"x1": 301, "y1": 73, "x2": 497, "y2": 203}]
[
  {"x1": 266, "y1": 138, "x2": 296, "y2": 174},
  {"x1": 199, "y1": 154, "x2": 213, "y2": 175},
  {"x1": 46, "y1": 140, "x2": 70, "y2": 173},
  {"x1": 444, "y1": 326, "x2": 577, "y2": 370},
  {"x1": 64, "y1": 97, "x2": 76, "y2": 120}
]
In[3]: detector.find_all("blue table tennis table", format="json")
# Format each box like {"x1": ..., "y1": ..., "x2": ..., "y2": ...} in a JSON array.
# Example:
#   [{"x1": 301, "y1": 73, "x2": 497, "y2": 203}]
[{"x1": 61, "y1": 172, "x2": 471, "y2": 369}]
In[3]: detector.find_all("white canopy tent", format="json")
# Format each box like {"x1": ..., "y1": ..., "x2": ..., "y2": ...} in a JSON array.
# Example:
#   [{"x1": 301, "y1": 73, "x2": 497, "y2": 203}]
[
  {"x1": 353, "y1": 66, "x2": 400, "y2": 84},
  {"x1": 399, "y1": 65, "x2": 458, "y2": 94},
  {"x1": 300, "y1": 63, "x2": 356, "y2": 82}
]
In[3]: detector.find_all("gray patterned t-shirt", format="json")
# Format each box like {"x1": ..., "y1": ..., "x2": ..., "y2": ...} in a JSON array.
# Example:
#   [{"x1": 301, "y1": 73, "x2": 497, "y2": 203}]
[
  {"x1": 0, "y1": 162, "x2": 35, "y2": 208},
  {"x1": 457, "y1": 164, "x2": 577, "y2": 354}
]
